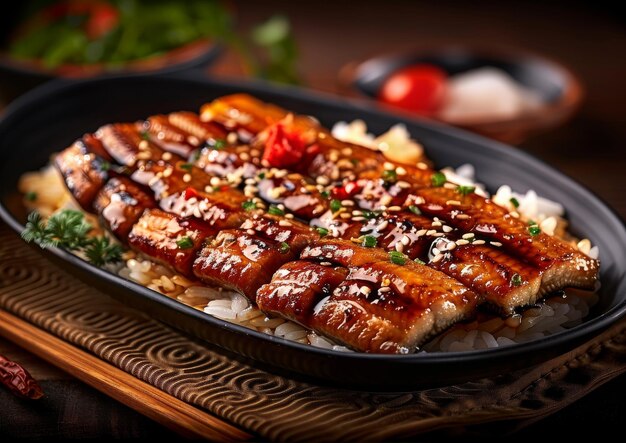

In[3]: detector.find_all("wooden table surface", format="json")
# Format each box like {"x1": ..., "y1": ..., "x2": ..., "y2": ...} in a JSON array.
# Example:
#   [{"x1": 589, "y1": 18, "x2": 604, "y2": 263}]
[{"x1": 1, "y1": 1, "x2": 625, "y2": 439}]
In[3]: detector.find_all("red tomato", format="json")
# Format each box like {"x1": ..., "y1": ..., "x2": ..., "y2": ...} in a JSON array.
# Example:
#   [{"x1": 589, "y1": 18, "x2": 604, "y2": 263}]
[
  {"x1": 262, "y1": 123, "x2": 307, "y2": 169},
  {"x1": 378, "y1": 64, "x2": 448, "y2": 115}
]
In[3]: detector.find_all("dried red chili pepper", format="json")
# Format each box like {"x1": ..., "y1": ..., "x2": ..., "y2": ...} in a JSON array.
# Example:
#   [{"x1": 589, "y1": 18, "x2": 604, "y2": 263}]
[{"x1": 0, "y1": 353, "x2": 44, "y2": 400}]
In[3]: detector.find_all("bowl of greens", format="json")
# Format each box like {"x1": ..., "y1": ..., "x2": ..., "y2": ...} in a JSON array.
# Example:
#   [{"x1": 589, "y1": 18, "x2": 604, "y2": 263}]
[{"x1": 0, "y1": 0, "x2": 228, "y2": 102}]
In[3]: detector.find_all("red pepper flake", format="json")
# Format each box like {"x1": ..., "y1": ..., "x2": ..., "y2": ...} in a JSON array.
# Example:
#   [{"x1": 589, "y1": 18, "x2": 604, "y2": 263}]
[
  {"x1": 0, "y1": 353, "x2": 44, "y2": 400},
  {"x1": 183, "y1": 187, "x2": 200, "y2": 200},
  {"x1": 331, "y1": 181, "x2": 361, "y2": 200},
  {"x1": 262, "y1": 122, "x2": 308, "y2": 169}
]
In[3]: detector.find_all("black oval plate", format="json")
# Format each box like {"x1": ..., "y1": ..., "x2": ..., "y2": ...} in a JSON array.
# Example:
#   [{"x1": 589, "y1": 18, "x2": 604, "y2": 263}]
[{"x1": 1, "y1": 75, "x2": 624, "y2": 390}]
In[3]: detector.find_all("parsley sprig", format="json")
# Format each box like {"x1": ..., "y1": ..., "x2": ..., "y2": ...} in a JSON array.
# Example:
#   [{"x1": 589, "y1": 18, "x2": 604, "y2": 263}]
[{"x1": 22, "y1": 210, "x2": 123, "y2": 267}]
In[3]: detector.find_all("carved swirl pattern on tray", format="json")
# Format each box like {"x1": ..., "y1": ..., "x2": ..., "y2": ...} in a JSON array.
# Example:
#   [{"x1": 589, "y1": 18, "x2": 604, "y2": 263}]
[{"x1": 1, "y1": 226, "x2": 625, "y2": 440}]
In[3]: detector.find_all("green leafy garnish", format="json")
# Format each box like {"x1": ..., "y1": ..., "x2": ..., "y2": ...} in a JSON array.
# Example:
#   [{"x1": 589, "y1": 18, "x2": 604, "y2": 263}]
[
  {"x1": 250, "y1": 15, "x2": 300, "y2": 84},
  {"x1": 457, "y1": 185, "x2": 476, "y2": 196},
  {"x1": 278, "y1": 242, "x2": 290, "y2": 254},
  {"x1": 431, "y1": 171, "x2": 446, "y2": 187},
  {"x1": 389, "y1": 251, "x2": 406, "y2": 265},
  {"x1": 528, "y1": 225, "x2": 541, "y2": 236},
  {"x1": 316, "y1": 227, "x2": 329, "y2": 237},
  {"x1": 242, "y1": 200, "x2": 256, "y2": 211},
  {"x1": 350, "y1": 158, "x2": 359, "y2": 166},
  {"x1": 330, "y1": 199, "x2": 341, "y2": 213},
  {"x1": 179, "y1": 163, "x2": 193, "y2": 171},
  {"x1": 510, "y1": 273, "x2": 523, "y2": 287},
  {"x1": 320, "y1": 190, "x2": 330, "y2": 199},
  {"x1": 362, "y1": 210, "x2": 381, "y2": 220},
  {"x1": 176, "y1": 236, "x2": 194, "y2": 249},
  {"x1": 414, "y1": 258, "x2": 425, "y2": 265},
  {"x1": 510, "y1": 197, "x2": 520, "y2": 208},
  {"x1": 189, "y1": 150, "x2": 201, "y2": 163},
  {"x1": 99, "y1": 160, "x2": 111, "y2": 172},
  {"x1": 207, "y1": 138, "x2": 227, "y2": 150},
  {"x1": 257, "y1": 172, "x2": 266, "y2": 180},
  {"x1": 408, "y1": 205, "x2": 421, "y2": 215},
  {"x1": 268, "y1": 205, "x2": 285, "y2": 216},
  {"x1": 25, "y1": 191, "x2": 37, "y2": 202},
  {"x1": 382, "y1": 169, "x2": 397, "y2": 183},
  {"x1": 362, "y1": 235, "x2": 377, "y2": 248},
  {"x1": 21, "y1": 210, "x2": 122, "y2": 266}
]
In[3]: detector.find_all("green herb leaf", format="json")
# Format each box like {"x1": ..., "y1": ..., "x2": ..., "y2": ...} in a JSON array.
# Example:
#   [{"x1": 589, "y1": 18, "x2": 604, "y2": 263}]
[
  {"x1": 362, "y1": 210, "x2": 380, "y2": 220},
  {"x1": 382, "y1": 169, "x2": 397, "y2": 183},
  {"x1": 176, "y1": 236, "x2": 194, "y2": 249},
  {"x1": 99, "y1": 160, "x2": 111, "y2": 172},
  {"x1": 457, "y1": 185, "x2": 476, "y2": 196},
  {"x1": 316, "y1": 227, "x2": 329, "y2": 237},
  {"x1": 25, "y1": 191, "x2": 37, "y2": 202},
  {"x1": 389, "y1": 251, "x2": 406, "y2": 265},
  {"x1": 362, "y1": 235, "x2": 377, "y2": 248},
  {"x1": 268, "y1": 205, "x2": 285, "y2": 216},
  {"x1": 278, "y1": 241, "x2": 290, "y2": 254},
  {"x1": 431, "y1": 171, "x2": 446, "y2": 187},
  {"x1": 141, "y1": 131, "x2": 150, "y2": 141},
  {"x1": 84, "y1": 237, "x2": 123, "y2": 267},
  {"x1": 408, "y1": 205, "x2": 421, "y2": 215},
  {"x1": 257, "y1": 172, "x2": 266, "y2": 180},
  {"x1": 206, "y1": 138, "x2": 227, "y2": 150},
  {"x1": 330, "y1": 199, "x2": 341, "y2": 213},
  {"x1": 510, "y1": 273, "x2": 523, "y2": 287},
  {"x1": 180, "y1": 163, "x2": 193, "y2": 171},
  {"x1": 320, "y1": 190, "x2": 330, "y2": 199},
  {"x1": 414, "y1": 258, "x2": 425, "y2": 265},
  {"x1": 528, "y1": 225, "x2": 541, "y2": 236},
  {"x1": 242, "y1": 200, "x2": 256, "y2": 211},
  {"x1": 510, "y1": 197, "x2": 520, "y2": 208}
]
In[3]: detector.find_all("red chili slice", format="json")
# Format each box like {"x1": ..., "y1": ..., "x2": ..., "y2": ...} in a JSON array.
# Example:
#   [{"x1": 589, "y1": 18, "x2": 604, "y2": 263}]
[{"x1": 262, "y1": 123, "x2": 307, "y2": 169}]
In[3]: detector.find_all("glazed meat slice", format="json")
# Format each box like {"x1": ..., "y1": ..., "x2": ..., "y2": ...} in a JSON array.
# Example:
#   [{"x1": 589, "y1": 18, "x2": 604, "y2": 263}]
[
  {"x1": 410, "y1": 187, "x2": 599, "y2": 293},
  {"x1": 195, "y1": 144, "x2": 261, "y2": 179},
  {"x1": 259, "y1": 240, "x2": 480, "y2": 353},
  {"x1": 54, "y1": 139, "x2": 110, "y2": 210},
  {"x1": 143, "y1": 115, "x2": 201, "y2": 158},
  {"x1": 128, "y1": 209, "x2": 215, "y2": 276},
  {"x1": 93, "y1": 176, "x2": 156, "y2": 240},
  {"x1": 193, "y1": 215, "x2": 317, "y2": 301},
  {"x1": 256, "y1": 172, "x2": 329, "y2": 220},
  {"x1": 96, "y1": 123, "x2": 171, "y2": 167},
  {"x1": 167, "y1": 111, "x2": 228, "y2": 142}
]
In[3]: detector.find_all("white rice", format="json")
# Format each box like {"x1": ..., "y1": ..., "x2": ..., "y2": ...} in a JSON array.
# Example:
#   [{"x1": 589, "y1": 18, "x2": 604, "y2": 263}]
[{"x1": 20, "y1": 121, "x2": 601, "y2": 353}]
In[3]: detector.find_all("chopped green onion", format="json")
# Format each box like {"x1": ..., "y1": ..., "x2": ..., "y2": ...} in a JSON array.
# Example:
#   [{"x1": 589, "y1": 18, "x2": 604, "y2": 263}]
[
  {"x1": 528, "y1": 220, "x2": 537, "y2": 226},
  {"x1": 99, "y1": 160, "x2": 111, "y2": 172},
  {"x1": 510, "y1": 273, "x2": 523, "y2": 287},
  {"x1": 25, "y1": 191, "x2": 37, "y2": 202},
  {"x1": 431, "y1": 171, "x2": 446, "y2": 187},
  {"x1": 176, "y1": 236, "x2": 194, "y2": 249},
  {"x1": 414, "y1": 258, "x2": 425, "y2": 265},
  {"x1": 257, "y1": 172, "x2": 266, "y2": 180},
  {"x1": 350, "y1": 158, "x2": 359, "y2": 166},
  {"x1": 268, "y1": 205, "x2": 285, "y2": 216},
  {"x1": 457, "y1": 185, "x2": 476, "y2": 196},
  {"x1": 510, "y1": 197, "x2": 520, "y2": 208},
  {"x1": 408, "y1": 205, "x2": 421, "y2": 215},
  {"x1": 278, "y1": 242, "x2": 290, "y2": 254},
  {"x1": 330, "y1": 199, "x2": 342, "y2": 213},
  {"x1": 389, "y1": 251, "x2": 406, "y2": 265},
  {"x1": 320, "y1": 190, "x2": 330, "y2": 199},
  {"x1": 362, "y1": 235, "x2": 377, "y2": 248},
  {"x1": 206, "y1": 138, "x2": 227, "y2": 150},
  {"x1": 316, "y1": 227, "x2": 329, "y2": 237},
  {"x1": 362, "y1": 210, "x2": 380, "y2": 220},
  {"x1": 180, "y1": 163, "x2": 193, "y2": 171},
  {"x1": 382, "y1": 169, "x2": 397, "y2": 183},
  {"x1": 242, "y1": 200, "x2": 256, "y2": 211},
  {"x1": 141, "y1": 131, "x2": 150, "y2": 141},
  {"x1": 528, "y1": 225, "x2": 541, "y2": 236}
]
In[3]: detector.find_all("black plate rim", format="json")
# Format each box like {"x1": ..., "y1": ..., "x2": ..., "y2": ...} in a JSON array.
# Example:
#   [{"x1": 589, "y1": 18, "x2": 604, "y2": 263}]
[{"x1": 0, "y1": 74, "x2": 625, "y2": 368}]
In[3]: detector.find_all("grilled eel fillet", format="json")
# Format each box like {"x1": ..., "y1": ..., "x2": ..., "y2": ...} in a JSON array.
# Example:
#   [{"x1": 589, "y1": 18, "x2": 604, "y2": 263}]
[{"x1": 52, "y1": 97, "x2": 599, "y2": 353}]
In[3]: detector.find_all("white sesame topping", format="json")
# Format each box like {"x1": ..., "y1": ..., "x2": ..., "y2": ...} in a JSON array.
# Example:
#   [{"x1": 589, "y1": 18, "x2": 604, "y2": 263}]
[
  {"x1": 329, "y1": 150, "x2": 339, "y2": 162},
  {"x1": 432, "y1": 221, "x2": 442, "y2": 227},
  {"x1": 352, "y1": 210, "x2": 363, "y2": 216},
  {"x1": 380, "y1": 195, "x2": 393, "y2": 207},
  {"x1": 279, "y1": 220, "x2": 292, "y2": 227},
  {"x1": 446, "y1": 200, "x2": 461, "y2": 206},
  {"x1": 395, "y1": 242, "x2": 404, "y2": 252},
  {"x1": 352, "y1": 216, "x2": 365, "y2": 221},
  {"x1": 383, "y1": 162, "x2": 394, "y2": 170},
  {"x1": 340, "y1": 213, "x2": 352, "y2": 219},
  {"x1": 417, "y1": 162, "x2": 428, "y2": 170},
  {"x1": 432, "y1": 247, "x2": 441, "y2": 256},
  {"x1": 473, "y1": 240, "x2": 486, "y2": 245},
  {"x1": 360, "y1": 286, "x2": 371, "y2": 296},
  {"x1": 285, "y1": 214, "x2": 294, "y2": 219},
  {"x1": 442, "y1": 225, "x2": 453, "y2": 233},
  {"x1": 456, "y1": 214, "x2": 470, "y2": 220},
  {"x1": 245, "y1": 178, "x2": 256, "y2": 185},
  {"x1": 162, "y1": 152, "x2": 172, "y2": 161},
  {"x1": 341, "y1": 200, "x2": 355, "y2": 206},
  {"x1": 445, "y1": 242, "x2": 456, "y2": 251},
  {"x1": 210, "y1": 177, "x2": 221, "y2": 186},
  {"x1": 246, "y1": 229, "x2": 256, "y2": 236},
  {"x1": 162, "y1": 168, "x2": 173, "y2": 177},
  {"x1": 204, "y1": 185, "x2": 214, "y2": 193},
  {"x1": 227, "y1": 132, "x2": 238, "y2": 144},
  {"x1": 341, "y1": 148, "x2": 353, "y2": 156},
  {"x1": 456, "y1": 239, "x2": 470, "y2": 245},
  {"x1": 443, "y1": 183, "x2": 456, "y2": 189},
  {"x1": 462, "y1": 233, "x2": 475, "y2": 239},
  {"x1": 277, "y1": 204, "x2": 285, "y2": 210},
  {"x1": 426, "y1": 229, "x2": 437, "y2": 236},
  {"x1": 431, "y1": 254, "x2": 444, "y2": 263},
  {"x1": 316, "y1": 176, "x2": 330, "y2": 185},
  {"x1": 396, "y1": 166, "x2": 407, "y2": 176},
  {"x1": 401, "y1": 235, "x2": 410, "y2": 246},
  {"x1": 490, "y1": 241, "x2": 503, "y2": 247},
  {"x1": 397, "y1": 181, "x2": 411, "y2": 189},
  {"x1": 416, "y1": 229, "x2": 427, "y2": 236},
  {"x1": 320, "y1": 261, "x2": 332, "y2": 267},
  {"x1": 378, "y1": 287, "x2": 391, "y2": 293},
  {"x1": 240, "y1": 152, "x2": 250, "y2": 161},
  {"x1": 432, "y1": 232, "x2": 445, "y2": 237},
  {"x1": 377, "y1": 221, "x2": 389, "y2": 231},
  {"x1": 138, "y1": 140, "x2": 149, "y2": 150}
]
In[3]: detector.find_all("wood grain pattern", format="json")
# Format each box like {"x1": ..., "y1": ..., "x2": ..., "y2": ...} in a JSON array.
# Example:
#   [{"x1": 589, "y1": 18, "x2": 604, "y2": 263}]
[{"x1": 0, "y1": 309, "x2": 251, "y2": 442}]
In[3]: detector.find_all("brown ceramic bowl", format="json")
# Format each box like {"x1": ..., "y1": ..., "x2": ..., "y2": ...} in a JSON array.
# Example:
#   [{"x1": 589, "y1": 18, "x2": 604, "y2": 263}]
[{"x1": 340, "y1": 45, "x2": 583, "y2": 143}]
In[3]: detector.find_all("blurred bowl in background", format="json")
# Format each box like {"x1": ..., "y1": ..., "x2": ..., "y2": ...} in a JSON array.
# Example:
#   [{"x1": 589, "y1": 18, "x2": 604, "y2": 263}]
[{"x1": 340, "y1": 45, "x2": 583, "y2": 143}]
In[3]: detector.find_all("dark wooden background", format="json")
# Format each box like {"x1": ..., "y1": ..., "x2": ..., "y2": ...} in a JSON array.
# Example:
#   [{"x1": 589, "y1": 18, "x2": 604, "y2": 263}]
[{"x1": 1, "y1": 0, "x2": 624, "y2": 439}]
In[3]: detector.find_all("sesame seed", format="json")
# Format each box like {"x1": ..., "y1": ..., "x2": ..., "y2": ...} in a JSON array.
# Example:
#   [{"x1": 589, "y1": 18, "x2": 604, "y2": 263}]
[
  {"x1": 360, "y1": 286, "x2": 371, "y2": 296},
  {"x1": 396, "y1": 166, "x2": 407, "y2": 175},
  {"x1": 329, "y1": 151, "x2": 339, "y2": 162},
  {"x1": 278, "y1": 220, "x2": 292, "y2": 227},
  {"x1": 443, "y1": 183, "x2": 457, "y2": 189},
  {"x1": 432, "y1": 232, "x2": 445, "y2": 237},
  {"x1": 413, "y1": 196, "x2": 426, "y2": 204},
  {"x1": 426, "y1": 229, "x2": 437, "y2": 236},
  {"x1": 163, "y1": 168, "x2": 173, "y2": 177},
  {"x1": 277, "y1": 204, "x2": 285, "y2": 210},
  {"x1": 320, "y1": 261, "x2": 332, "y2": 266},
  {"x1": 227, "y1": 132, "x2": 238, "y2": 144},
  {"x1": 139, "y1": 140, "x2": 149, "y2": 150},
  {"x1": 204, "y1": 185, "x2": 214, "y2": 193},
  {"x1": 446, "y1": 200, "x2": 461, "y2": 206},
  {"x1": 442, "y1": 225, "x2": 453, "y2": 233},
  {"x1": 246, "y1": 229, "x2": 256, "y2": 235},
  {"x1": 387, "y1": 205, "x2": 402, "y2": 212},
  {"x1": 193, "y1": 207, "x2": 202, "y2": 218},
  {"x1": 210, "y1": 177, "x2": 221, "y2": 186},
  {"x1": 446, "y1": 242, "x2": 457, "y2": 251},
  {"x1": 316, "y1": 176, "x2": 329, "y2": 185},
  {"x1": 240, "y1": 152, "x2": 250, "y2": 161},
  {"x1": 401, "y1": 235, "x2": 410, "y2": 246},
  {"x1": 462, "y1": 233, "x2": 475, "y2": 239},
  {"x1": 285, "y1": 214, "x2": 294, "y2": 219},
  {"x1": 384, "y1": 162, "x2": 394, "y2": 170},
  {"x1": 417, "y1": 162, "x2": 428, "y2": 170},
  {"x1": 416, "y1": 229, "x2": 427, "y2": 236},
  {"x1": 490, "y1": 241, "x2": 502, "y2": 247},
  {"x1": 352, "y1": 216, "x2": 365, "y2": 221},
  {"x1": 432, "y1": 221, "x2": 442, "y2": 227},
  {"x1": 473, "y1": 240, "x2": 486, "y2": 245},
  {"x1": 511, "y1": 211, "x2": 520, "y2": 218},
  {"x1": 352, "y1": 210, "x2": 363, "y2": 216},
  {"x1": 341, "y1": 148, "x2": 353, "y2": 156},
  {"x1": 432, "y1": 247, "x2": 441, "y2": 256},
  {"x1": 377, "y1": 221, "x2": 389, "y2": 231},
  {"x1": 341, "y1": 200, "x2": 355, "y2": 206},
  {"x1": 397, "y1": 181, "x2": 411, "y2": 189},
  {"x1": 456, "y1": 214, "x2": 470, "y2": 220},
  {"x1": 431, "y1": 254, "x2": 444, "y2": 263},
  {"x1": 395, "y1": 242, "x2": 404, "y2": 252},
  {"x1": 456, "y1": 239, "x2": 470, "y2": 245},
  {"x1": 250, "y1": 149, "x2": 260, "y2": 157},
  {"x1": 378, "y1": 287, "x2": 391, "y2": 293},
  {"x1": 380, "y1": 195, "x2": 393, "y2": 207},
  {"x1": 162, "y1": 152, "x2": 173, "y2": 161},
  {"x1": 340, "y1": 213, "x2": 352, "y2": 219}
]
